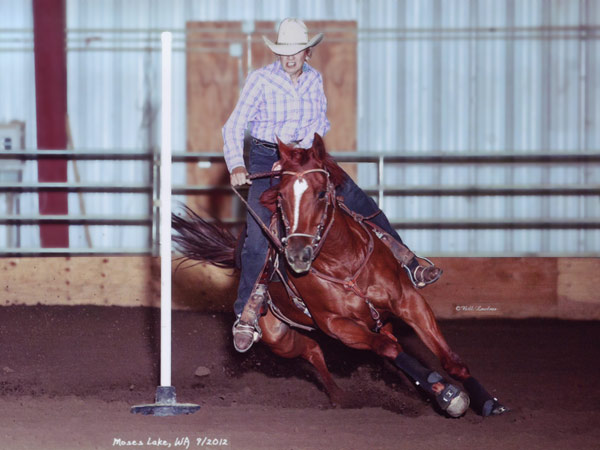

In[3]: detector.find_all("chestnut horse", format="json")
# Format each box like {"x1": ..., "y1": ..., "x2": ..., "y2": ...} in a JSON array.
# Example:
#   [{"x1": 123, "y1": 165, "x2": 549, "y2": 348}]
[{"x1": 173, "y1": 135, "x2": 507, "y2": 418}]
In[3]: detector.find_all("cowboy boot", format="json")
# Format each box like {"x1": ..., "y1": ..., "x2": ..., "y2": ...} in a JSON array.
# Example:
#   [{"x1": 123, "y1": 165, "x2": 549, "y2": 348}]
[
  {"x1": 232, "y1": 284, "x2": 268, "y2": 353},
  {"x1": 378, "y1": 233, "x2": 442, "y2": 288}
]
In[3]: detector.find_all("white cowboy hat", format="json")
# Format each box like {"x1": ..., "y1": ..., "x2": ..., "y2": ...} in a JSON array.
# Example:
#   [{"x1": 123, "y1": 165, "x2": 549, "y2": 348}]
[{"x1": 263, "y1": 18, "x2": 323, "y2": 56}]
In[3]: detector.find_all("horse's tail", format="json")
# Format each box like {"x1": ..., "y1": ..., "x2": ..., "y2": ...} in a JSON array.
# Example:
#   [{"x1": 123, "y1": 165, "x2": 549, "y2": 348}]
[{"x1": 172, "y1": 206, "x2": 237, "y2": 269}]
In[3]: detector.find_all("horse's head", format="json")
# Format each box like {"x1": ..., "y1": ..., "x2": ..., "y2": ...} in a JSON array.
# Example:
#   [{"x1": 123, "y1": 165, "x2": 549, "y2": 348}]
[{"x1": 268, "y1": 134, "x2": 344, "y2": 274}]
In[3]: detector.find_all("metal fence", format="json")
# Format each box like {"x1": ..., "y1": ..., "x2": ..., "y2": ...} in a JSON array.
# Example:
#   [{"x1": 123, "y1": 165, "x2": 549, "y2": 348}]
[{"x1": 1, "y1": 149, "x2": 599, "y2": 256}]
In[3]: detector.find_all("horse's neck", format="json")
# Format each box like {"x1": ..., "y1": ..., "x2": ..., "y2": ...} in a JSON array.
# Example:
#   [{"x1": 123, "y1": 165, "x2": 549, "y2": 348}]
[{"x1": 312, "y1": 208, "x2": 370, "y2": 274}]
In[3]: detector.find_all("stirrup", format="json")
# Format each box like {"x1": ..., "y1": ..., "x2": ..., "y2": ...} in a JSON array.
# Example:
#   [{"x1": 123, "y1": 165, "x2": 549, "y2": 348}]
[
  {"x1": 232, "y1": 284, "x2": 268, "y2": 353},
  {"x1": 403, "y1": 257, "x2": 442, "y2": 288},
  {"x1": 232, "y1": 319, "x2": 262, "y2": 353}
]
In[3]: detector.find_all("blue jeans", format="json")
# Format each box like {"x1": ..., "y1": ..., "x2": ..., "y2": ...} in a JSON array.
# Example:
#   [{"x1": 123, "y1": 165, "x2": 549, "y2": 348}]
[
  {"x1": 234, "y1": 140, "x2": 280, "y2": 316},
  {"x1": 233, "y1": 140, "x2": 405, "y2": 316},
  {"x1": 335, "y1": 171, "x2": 404, "y2": 244}
]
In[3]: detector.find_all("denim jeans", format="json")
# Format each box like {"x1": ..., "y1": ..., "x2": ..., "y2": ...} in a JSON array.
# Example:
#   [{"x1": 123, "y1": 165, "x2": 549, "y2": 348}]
[
  {"x1": 233, "y1": 140, "x2": 404, "y2": 316},
  {"x1": 335, "y1": 171, "x2": 404, "y2": 244},
  {"x1": 234, "y1": 140, "x2": 280, "y2": 316}
]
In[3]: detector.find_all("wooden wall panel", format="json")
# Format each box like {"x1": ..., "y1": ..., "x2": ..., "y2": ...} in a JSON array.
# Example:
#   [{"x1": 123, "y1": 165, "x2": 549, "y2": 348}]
[
  {"x1": 425, "y1": 257, "x2": 559, "y2": 318},
  {"x1": 186, "y1": 21, "x2": 357, "y2": 218},
  {"x1": 0, "y1": 256, "x2": 159, "y2": 307},
  {"x1": 186, "y1": 22, "x2": 245, "y2": 217},
  {"x1": 1, "y1": 257, "x2": 599, "y2": 320},
  {"x1": 307, "y1": 21, "x2": 357, "y2": 152},
  {"x1": 0, "y1": 256, "x2": 235, "y2": 311}
]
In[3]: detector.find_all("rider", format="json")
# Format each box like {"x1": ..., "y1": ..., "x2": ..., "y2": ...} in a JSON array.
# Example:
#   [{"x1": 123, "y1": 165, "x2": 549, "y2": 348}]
[{"x1": 222, "y1": 18, "x2": 442, "y2": 353}]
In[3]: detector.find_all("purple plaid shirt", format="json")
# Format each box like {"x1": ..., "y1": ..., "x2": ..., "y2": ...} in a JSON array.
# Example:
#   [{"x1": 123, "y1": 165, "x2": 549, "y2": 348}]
[{"x1": 222, "y1": 60, "x2": 331, "y2": 172}]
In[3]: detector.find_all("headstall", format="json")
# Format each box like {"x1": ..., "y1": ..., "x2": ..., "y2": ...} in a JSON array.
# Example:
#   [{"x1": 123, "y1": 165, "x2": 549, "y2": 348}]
[{"x1": 277, "y1": 168, "x2": 336, "y2": 259}]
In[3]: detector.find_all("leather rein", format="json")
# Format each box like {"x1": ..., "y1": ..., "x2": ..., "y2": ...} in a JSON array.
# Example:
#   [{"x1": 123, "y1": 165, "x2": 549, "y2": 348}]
[
  {"x1": 230, "y1": 168, "x2": 336, "y2": 258},
  {"x1": 230, "y1": 171, "x2": 285, "y2": 253}
]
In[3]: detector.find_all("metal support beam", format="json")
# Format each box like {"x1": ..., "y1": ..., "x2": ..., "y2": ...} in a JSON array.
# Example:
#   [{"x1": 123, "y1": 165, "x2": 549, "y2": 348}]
[{"x1": 33, "y1": 0, "x2": 69, "y2": 247}]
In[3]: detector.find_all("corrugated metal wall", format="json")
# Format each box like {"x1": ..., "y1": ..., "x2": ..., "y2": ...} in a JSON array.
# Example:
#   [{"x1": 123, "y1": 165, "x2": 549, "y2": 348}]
[{"x1": 1, "y1": 0, "x2": 599, "y2": 255}]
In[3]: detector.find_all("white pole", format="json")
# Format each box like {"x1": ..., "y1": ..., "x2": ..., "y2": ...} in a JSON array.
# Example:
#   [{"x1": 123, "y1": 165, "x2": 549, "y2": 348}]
[
  {"x1": 160, "y1": 31, "x2": 172, "y2": 388},
  {"x1": 131, "y1": 31, "x2": 199, "y2": 416}
]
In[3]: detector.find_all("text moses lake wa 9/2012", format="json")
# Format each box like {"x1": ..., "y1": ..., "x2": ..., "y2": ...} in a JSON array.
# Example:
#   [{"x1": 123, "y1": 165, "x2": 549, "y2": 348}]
[{"x1": 112, "y1": 436, "x2": 229, "y2": 448}]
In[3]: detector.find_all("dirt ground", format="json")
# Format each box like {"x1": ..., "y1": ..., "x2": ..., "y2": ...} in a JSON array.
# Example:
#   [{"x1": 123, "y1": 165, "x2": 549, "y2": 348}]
[{"x1": 0, "y1": 305, "x2": 599, "y2": 450}]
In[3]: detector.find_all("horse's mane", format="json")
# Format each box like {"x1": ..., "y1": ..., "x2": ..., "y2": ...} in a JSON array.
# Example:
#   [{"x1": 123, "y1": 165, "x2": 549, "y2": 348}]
[
  {"x1": 320, "y1": 151, "x2": 346, "y2": 188},
  {"x1": 260, "y1": 182, "x2": 281, "y2": 213},
  {"x1": 260, "y1": 142, "x2": 346, "y2": 212}
]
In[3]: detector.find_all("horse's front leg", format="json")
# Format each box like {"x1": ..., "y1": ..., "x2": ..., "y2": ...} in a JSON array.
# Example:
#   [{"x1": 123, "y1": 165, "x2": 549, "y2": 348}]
[
  {"x1": 319, "y1": 316, "x2": 470, "y2": 417},
  {"x1": 394, "y1": 288, "x2": 508, "y2": 416},
  {"x1": 259, "y1": 310, "x2": 346, "y2": 407}
]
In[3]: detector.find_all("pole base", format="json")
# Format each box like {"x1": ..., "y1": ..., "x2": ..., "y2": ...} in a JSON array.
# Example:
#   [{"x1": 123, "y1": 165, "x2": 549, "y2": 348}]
[{"x1": 131, "y1": 386, "x2": 201, "y2": 416}]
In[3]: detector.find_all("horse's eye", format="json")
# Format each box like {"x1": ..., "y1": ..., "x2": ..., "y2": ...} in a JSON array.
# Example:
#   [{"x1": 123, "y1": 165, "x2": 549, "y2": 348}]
[{"x1": 318, "y1": 191, "x2": 327, "y2": 200}]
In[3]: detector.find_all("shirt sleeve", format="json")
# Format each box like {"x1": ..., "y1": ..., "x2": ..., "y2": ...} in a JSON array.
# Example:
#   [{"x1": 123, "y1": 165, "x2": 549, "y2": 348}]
[
  {"x1": 299, "y1": 72, "x2": 331, "y2": 148},
  {"x1": 222, "y1": 70, "x2": 263, "y2": 172}
]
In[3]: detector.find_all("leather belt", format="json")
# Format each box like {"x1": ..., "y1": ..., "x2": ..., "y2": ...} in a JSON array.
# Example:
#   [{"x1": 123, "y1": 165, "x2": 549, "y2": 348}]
[{"x1": 252, "y1": 137, "x2": 278, "y2": 150}]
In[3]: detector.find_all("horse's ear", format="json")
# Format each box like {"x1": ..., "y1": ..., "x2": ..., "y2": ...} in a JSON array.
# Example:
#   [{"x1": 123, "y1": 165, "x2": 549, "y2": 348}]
[
  {"x1": 312, "y1": 133, "x2": 326, "y2": 161},
  {"x1": 277, "y1": 136, "x2": 292, "y2": 161}
]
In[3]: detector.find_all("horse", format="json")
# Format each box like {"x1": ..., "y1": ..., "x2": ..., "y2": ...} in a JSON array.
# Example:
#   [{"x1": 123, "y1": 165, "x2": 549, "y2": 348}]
[{"x1": 172, "y1": 134, "x2": 508, "y2": 418}]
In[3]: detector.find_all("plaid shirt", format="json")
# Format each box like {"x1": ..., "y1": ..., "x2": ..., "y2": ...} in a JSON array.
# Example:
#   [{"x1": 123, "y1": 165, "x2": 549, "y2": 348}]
[{"x1": 222, "y1": 60, "x2": 331, "y2": 172}]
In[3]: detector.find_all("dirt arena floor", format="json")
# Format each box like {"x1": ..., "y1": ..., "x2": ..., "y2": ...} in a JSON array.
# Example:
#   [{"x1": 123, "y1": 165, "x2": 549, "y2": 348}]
[{"x1": 0, "y1": 305, "x2": 599, "y2": 450}]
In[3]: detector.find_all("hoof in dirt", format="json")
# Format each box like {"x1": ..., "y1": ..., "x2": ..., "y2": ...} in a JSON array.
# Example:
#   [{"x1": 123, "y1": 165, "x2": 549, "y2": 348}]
[
  {"x1": 329, "y1": 390, "x2": 353, "y2": 409},
  {"x1": 482, "y1": 399, "x2": 510, "y2": 416},
  {"x1": 445, "y1": 390, "x2": 470, "y2": 418},
  {"x1": 436, "y1": 384, "x2": 470, "y2": 418}
]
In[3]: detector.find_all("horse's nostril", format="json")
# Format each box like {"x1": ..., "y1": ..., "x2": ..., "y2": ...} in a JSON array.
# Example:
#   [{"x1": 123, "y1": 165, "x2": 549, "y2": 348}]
[{"x1": 301, "y1": 247, "x2": 312, "y2": 263}]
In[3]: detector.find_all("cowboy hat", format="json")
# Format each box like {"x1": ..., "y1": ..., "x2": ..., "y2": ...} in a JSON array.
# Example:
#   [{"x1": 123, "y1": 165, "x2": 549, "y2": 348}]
[{"x1": 263, "y1": 18, "x2": 323, "y2": 56}]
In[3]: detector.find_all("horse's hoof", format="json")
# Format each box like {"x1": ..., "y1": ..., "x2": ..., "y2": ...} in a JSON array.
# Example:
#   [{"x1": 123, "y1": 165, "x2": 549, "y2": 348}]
[
  {"x1": 446, "y1": 390, "x2": 470, "y2": 418},
  {"x1": 329, "y1": 388, "x2": 352, "y2": 408},
  {"x1": 436, "y1": 384, "x2": 470, "y2": 418},
  {"x1": 482, "y1": 399, "x2": 510, "y2": 416}
]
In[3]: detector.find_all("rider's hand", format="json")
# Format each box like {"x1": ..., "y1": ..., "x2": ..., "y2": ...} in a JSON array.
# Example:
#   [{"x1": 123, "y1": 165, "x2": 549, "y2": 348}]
[
  {"x1": 230, "y1": 166, "x2": 251, "y2": 186},
  {"x1": 272, "y1": 161, "x2": 282, "y2": 172}
]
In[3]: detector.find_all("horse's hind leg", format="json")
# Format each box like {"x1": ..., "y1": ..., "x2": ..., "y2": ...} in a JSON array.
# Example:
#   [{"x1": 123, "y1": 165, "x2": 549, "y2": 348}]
[
  {"x1": 258, "y1": 310, "x2": 346, "y2": 407},
  {"x1": 395, "y1": 289, "x2": 508, "y2": 416}
]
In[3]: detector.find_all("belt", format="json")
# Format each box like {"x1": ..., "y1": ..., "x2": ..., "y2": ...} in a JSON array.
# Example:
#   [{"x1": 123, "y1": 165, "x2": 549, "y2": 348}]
[{"x1": 251, "y1": 137, "x2": 278, "y2": 150}]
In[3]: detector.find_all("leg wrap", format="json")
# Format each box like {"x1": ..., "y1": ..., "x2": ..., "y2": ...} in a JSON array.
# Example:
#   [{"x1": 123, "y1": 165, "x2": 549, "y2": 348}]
[
  {"x1": 396, "y1": 353, "x2": 469, "y2": 416},
  {"x1": 463, "y1": 376, "x2": 495, "y2": 416},
  {"x1": 394, "y1": 352, "x2": 435, "y2": 390}
]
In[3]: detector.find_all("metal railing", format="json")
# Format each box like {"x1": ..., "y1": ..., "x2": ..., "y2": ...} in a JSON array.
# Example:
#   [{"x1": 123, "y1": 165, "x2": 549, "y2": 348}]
[{"x1": 1, "y1": 149, "x2": 599, "y2": 255}]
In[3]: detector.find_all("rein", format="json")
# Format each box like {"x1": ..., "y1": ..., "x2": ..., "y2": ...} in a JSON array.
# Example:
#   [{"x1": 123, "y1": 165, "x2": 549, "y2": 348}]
[
  {"x1": 230, "y1": 171, "x2": 284, "y2": 253},
  {"x1": 230, "y1": 168, "x2": 335, "y2": 256}
]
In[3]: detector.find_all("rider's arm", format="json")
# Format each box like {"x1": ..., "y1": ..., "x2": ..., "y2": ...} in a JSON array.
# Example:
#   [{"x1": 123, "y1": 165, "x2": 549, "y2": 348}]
[
  {"x1": 222, "y1": 70, "x2": 263, "y2": 173},
  {"x1": 298, "y1": 71, "x2": 330, "y2": 148}
]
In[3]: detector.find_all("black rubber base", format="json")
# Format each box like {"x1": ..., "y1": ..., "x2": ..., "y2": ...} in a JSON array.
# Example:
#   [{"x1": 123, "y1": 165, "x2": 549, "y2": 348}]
[{"x1": 131, "y1": 386, "x2": 201, "y2": 417}]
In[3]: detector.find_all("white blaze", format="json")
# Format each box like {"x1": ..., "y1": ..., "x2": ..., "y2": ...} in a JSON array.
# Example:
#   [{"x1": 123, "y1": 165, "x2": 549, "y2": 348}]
[{"x1": 291, "y1": 178, "x2": 308, "y2": 233}]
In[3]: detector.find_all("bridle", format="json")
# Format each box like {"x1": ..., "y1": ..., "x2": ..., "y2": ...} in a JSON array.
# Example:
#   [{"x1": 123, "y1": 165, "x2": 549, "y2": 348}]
[
  {"x1": 231, "y1": 167, "x2": 383, "y2": 331},
  {"x1": 230, "y1": 167, "x2": 336, "y2": 260},
  {"x1": 278, "y1": 168, "x2": 336, "y2": 259}
]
